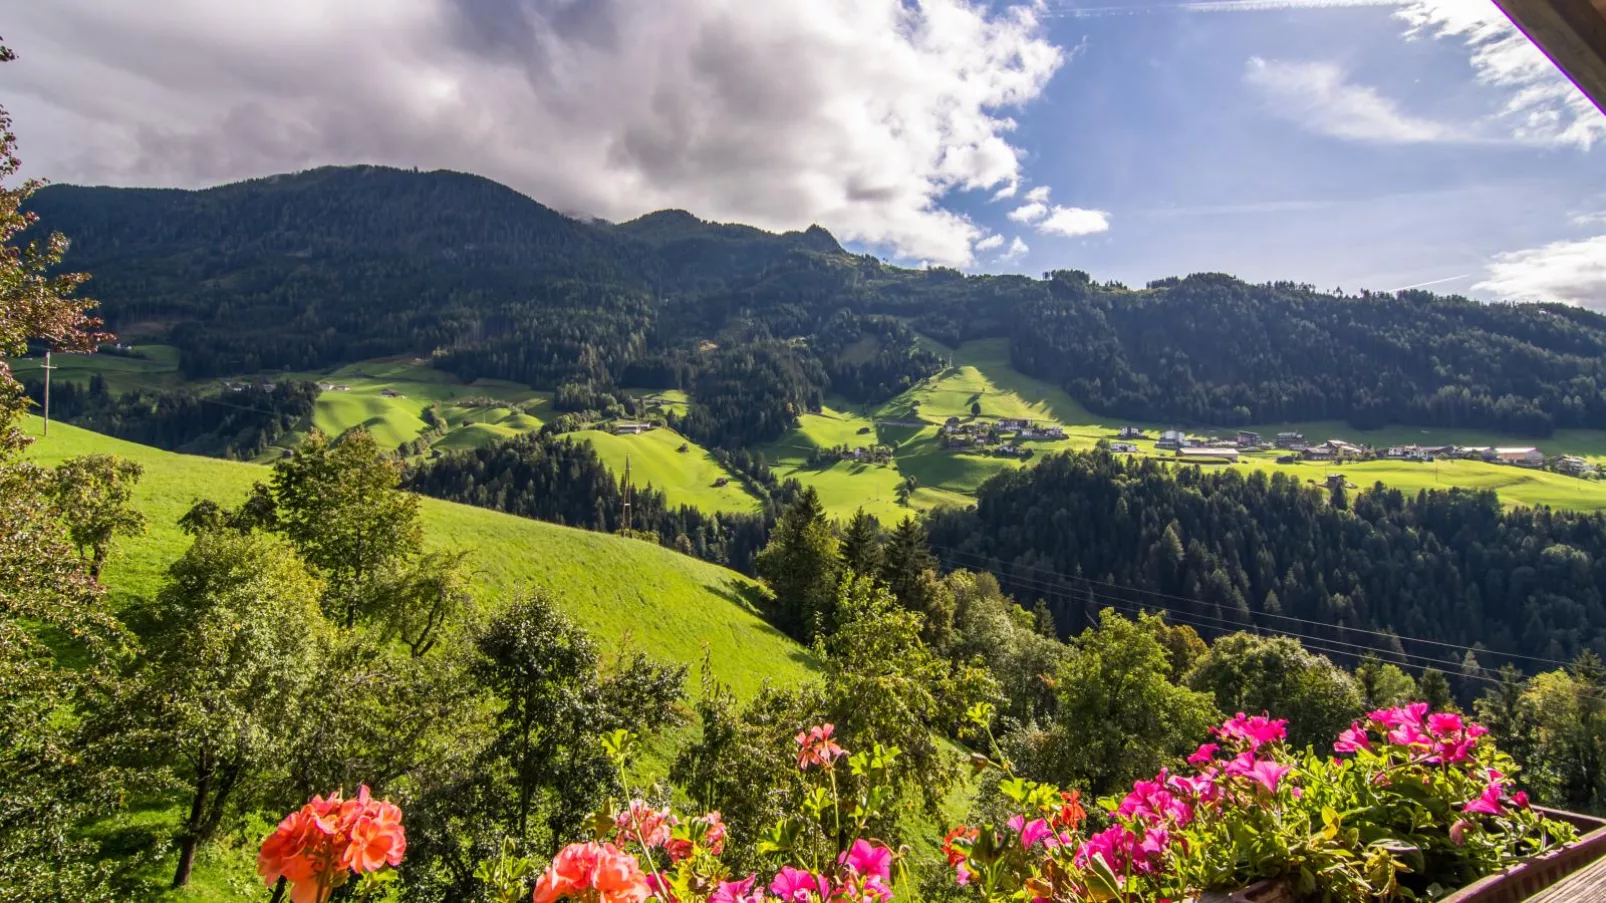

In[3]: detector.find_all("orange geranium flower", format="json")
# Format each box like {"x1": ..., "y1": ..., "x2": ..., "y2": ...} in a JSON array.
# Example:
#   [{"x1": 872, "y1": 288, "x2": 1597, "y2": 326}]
[
  {"x1": 258, "y1": 785, "x2": 407, "y2": 903},
  {"x1": 533, "y1": 842, "x2": 651, "y2": 903}
]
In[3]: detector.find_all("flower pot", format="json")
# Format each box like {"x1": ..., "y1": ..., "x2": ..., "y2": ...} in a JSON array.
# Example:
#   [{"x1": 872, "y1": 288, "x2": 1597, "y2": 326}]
[{"x1": 1200, "y1": 807, "x2": 1606, "y2": 903}]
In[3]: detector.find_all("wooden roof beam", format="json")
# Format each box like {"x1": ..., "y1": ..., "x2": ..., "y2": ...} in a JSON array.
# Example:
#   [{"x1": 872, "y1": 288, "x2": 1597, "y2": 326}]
[{"x1": 1491, "y1": 0, "x2": 1606, "y2": 116}]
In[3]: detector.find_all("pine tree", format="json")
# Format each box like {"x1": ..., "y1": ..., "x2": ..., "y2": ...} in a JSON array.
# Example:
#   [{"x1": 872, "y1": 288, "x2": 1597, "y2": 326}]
[
  {"x1": 840, "y1": 509, "x2": 884, "y2": 577},
  {"x1": 1418, "y1": 667, "x2": 1454, "y2": 711},
  {"x1": 754, "y1": 488, "x2": 842, "y2": 642}
]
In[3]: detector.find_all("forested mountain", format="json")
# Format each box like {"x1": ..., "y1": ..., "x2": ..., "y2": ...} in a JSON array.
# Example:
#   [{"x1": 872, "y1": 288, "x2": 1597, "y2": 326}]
[
  {"x1": 30, "y1": 166, "x2": 1606, "y2": 438},
  {"x1": 929, "y1": 450, "x2": 1606, "y2": 667}
]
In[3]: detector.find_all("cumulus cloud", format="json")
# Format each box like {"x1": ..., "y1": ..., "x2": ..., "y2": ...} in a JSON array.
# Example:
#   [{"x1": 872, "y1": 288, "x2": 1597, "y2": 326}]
[
  {"x1": 1002, "y1": 235, "x2": 1030, "y2": 260},
  {"x1": 1008, "y1": 201, "x2": 1049, "y2": 223},
  {"x1": 1244, "y1": 57, "x2": 1460, "y2": 143},
  {"x1": 1474, "y1": 235, "x2": 1606, "y2": 308},
  {"x1": 2, "y1": 0, "x2": 1067, "y2": 266},
  {"x1": 1039, "y1": 205, "x2": 1111, "y2": 236},
  {"x1": 1005, "y1": 185, "x2": 1110, "y2": 236},
  {"x1": 1395, "y1": 0, "x2": 1605, "y2": 149},
  {"x1": 974, "y1": 233, "x2": 1005, "y2": 251}
]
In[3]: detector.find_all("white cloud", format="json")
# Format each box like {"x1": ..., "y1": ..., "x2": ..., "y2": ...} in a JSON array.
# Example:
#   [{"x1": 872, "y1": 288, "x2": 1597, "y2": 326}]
[
  {"x1": 1573, "y1": 211, "x2": 1606, "y2": 228},
  {"x1": 1474, "y1": 235, "x2": 1606, "y2": 308},
  {"x1": 991, "y1": 182, "x2": 1019, "y2": 200},
  {"x1": 1396, "y1": 0, "x2": 1605, "y2": 149},
  {"x1": 3, "y1": 0, "x2": 1067, "y2": 266},
  {"x1": 974, "y1": 233, "x2": 1005, "y2": 251},
  {"x1": 1039, "y1": 205, "x2": 1111, "y2": 236},
  {"x1": 1025, "y1": 185, "x2": 1051, "y2": 203},
  {"x1": 1008, "y1": 201, "x2": 1049, "y2": 223},
  {"x1": 1244, "y1": 57, "x2": 1460, "y2": 143},
  {"x1": 1002, "y1": 235, "x2": 1029, "y2": 260}
]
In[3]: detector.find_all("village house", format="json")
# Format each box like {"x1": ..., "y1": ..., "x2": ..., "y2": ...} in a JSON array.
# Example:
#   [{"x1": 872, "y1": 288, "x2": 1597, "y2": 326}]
[
  {"x1": 1301, "y1": 447, "x2": 1335, "y2": 462},
  {"x1": 1275, "y1": 431, "x2": 1306, "y2": 448},
  {"x1": 1157, "y1": 429, "x2": 1191, "y2": 450},
  {"x1": 613, "y1": 421, "x2": 655, "y2": 435},
  {"x1": 1111, "y1": 442, "x2": 1139, "y2": 453},
  {"x1": 380, "y1": 388, "x2": 404, "y2": 398},
  {"x1": 1019, "y1": 425, "x2": 1067, "y2": 440},
  {"x1": 1495, "y1": 447, "x2": 1544, "y2": 468},
  {"x1": 996, "y1": 417, "x2": 1031, "y2": 431},
  {"x1": 1236, "y1": 431, "x2": 1263, "y2": 447},
  {"x1": 1323, "y1": 439, "x2": 1363, "y2": 458},
  {"x1": 1557, "y1": 455, "x2": 1598, "y2": 477},
  {"x1": 1384, "y1": 445, "x2": 1434, "y2": 462},
  {"x1": 1118, "y1": 426, "x2": 1146, "y2": 439}
]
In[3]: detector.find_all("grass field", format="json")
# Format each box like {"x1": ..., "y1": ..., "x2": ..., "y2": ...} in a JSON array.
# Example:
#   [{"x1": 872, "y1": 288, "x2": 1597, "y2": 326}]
[
  {"x1": 20, "y1": 417, "x2": 814, "y2": 699},
  {"x1": 573, "y1": 426, "x2": 761, "y2": 514},
  {"x1": 9, "y1": 345, "x2": 187, "y2": 394}
]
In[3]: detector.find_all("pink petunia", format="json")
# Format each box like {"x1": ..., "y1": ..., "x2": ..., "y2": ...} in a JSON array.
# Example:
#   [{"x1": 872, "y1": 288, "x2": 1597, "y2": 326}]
[
  {"x1": 1246, "y1": 760, "x2": 1291, "y2": 794},
  {"x1": 710, "y1": 876, "x2": 762, "y2": 903},
  {"x1": 1426, "y1": 712, "x2": 1465, "y2": 736},
  {"x1": 1463, "y1": 782, "x2": 1505, "y2": 816},
  {"x1": 840, "y1": 839, "x2": 893, "y2": 880},
  {"x1": 1334, "y1": 722, "x2": 1371, "y2": 754},
  {"x1": 771, "y1": 867, "x2": 829, "y2": 903},
  {"x1": 1187, "y1": 743, "x2": 1219, "y2": 766}
]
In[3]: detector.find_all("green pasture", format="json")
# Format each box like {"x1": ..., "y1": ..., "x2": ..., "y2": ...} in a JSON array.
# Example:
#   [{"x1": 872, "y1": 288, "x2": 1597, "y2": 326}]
[{"x1": 572, "y1": 426, "x2": 763, "y2": 514}]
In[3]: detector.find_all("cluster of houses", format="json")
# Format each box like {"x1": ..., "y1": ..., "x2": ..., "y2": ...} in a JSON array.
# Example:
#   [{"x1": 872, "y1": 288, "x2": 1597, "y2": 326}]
[
  {"x1": 940, "y1": 417, "x2": 1066, "y2": 453},
  {"x1": 220, "y1": 379, "x2": 285, "y2": 393},
  {"x1": 811, "y1": 444, "x2": 894, "y2": 465}
]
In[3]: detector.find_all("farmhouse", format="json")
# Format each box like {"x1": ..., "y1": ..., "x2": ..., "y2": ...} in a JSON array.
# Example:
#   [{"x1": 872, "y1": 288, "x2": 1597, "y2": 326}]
[
  {"x1": 996, "y1": 417, "x2": 1031, "y2": 431},
  {"x1": 1111, "y1": 442, "x2": 1139, "y2": 453},
  {"x1": 380, "y1": 388, "x2": 404, "y2": 398},
  {"x1": 1275, "y1": 432, "x2": 1306, "y2": 448},
  {"x1": 613, "y1": 422, "x2": 655, "y2": 435},
  {"x1": 1157, "y1": 429, "x2": 1191, "y2": 450},
  {"x1": 1177, "y1": 447, "x2": 1239, "y2": 463},
  {"x1": 1118, "y1": 426, "x2": 1146, "y2": 439},
  {"x1": 1019, "y1": 425, "x2": 1067, "y2": 440},
  {"x1": 1495, "y1": 447, "x2": 1544, "y2": 468},
  {"x1": 1557, "y1": 456, "x2": 1598, "y2": 476},
  {"x1": 1301, "y1": 448, "x2": 1334, "y2": 462},
  {"x1": 1236, "y1": 431, "x2": 1263, "y2": 447}
]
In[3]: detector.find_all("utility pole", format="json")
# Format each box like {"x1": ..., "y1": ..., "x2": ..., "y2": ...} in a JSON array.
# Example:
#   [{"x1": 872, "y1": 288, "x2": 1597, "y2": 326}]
[
  {"x1": 621, "y1": 455, "x2": 632, "y2": 533},
  {"x1": 41, "y1": 350, "x2": 55, "y2": 436}
]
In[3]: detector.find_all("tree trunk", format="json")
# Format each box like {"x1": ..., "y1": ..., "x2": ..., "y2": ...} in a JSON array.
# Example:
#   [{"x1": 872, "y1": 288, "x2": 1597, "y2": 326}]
[
  {"x1": 268, "y1": 876, "x2": 288, "y2": 903},
  {"x1": 173, "y1": 755, "x2": 212, "y2": 888}
]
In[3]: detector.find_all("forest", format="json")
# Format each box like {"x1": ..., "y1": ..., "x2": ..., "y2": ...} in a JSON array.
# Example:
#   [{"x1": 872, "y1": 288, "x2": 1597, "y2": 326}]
[
  {"x1": 929, "y1": 449, "x2": 1606, "y2": 669},
  {"x1": 29, "y1": 167, "x2": 1606, "y2": 441}
]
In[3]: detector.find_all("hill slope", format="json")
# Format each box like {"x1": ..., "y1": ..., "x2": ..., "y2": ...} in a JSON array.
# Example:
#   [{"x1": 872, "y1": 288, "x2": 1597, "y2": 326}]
[{"x1": 21, "y1": 417, "x2": 814, "y2": 700}]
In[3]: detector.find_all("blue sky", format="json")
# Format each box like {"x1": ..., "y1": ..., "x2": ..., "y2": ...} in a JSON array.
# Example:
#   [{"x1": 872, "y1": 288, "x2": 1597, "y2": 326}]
[
  {"x1": 946, "y1": 1, "x2": 1606, "y2": 300},
  {"x1": 6, "y1": 0, "x2": 1605, "y2": 305}
]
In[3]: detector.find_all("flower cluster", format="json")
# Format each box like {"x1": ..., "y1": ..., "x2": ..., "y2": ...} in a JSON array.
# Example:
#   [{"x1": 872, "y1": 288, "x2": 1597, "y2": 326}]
[
  {"x1": 533, "y1": 842, "x2": 651, "y2": 903},
  {"x1": 257, "y1": 785, "x2": 406, "y2": 903},
  {"x1": 533, "y1": 726, "x2": 898, "y2": 903},
  {"x1": 944, "y1": 708, "x2": 1574, "y2": 903}
]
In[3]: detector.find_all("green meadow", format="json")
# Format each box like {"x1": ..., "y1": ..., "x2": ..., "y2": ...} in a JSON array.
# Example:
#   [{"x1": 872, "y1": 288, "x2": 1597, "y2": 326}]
[
  {"x1": 21, "y1": 416, "x2": 814, "y2": 701},
  {"x1": 573, "y1": 425, "x2": 762, "y2": 514}
]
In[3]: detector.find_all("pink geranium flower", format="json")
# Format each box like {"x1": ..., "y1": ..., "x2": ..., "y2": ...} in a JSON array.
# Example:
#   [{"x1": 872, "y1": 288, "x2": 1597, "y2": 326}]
[
  {"x1": 532, "y1": 843, "x2": 650, "y2": 903},
  {"x1": 795, "y1": 725, "x2": 846, "y2": 770},
  {"x1": 1427, "y1": 712, "x2": 1465, "y2": 736},
  {"x1": 1214, "y1": 713, "x2": 1287, "y2": 750},
  {"x1": 1187, "y1": 743, "x2": 1219, "y2": 766}
]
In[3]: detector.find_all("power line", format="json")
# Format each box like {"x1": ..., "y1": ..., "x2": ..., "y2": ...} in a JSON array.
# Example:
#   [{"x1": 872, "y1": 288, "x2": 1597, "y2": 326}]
[
  {"x1": 936, "y1": 549, "x2": 1605, "y2": 698},
  {"x1": 932, "y1": 543, "x2": 1576, "y2": 670}
]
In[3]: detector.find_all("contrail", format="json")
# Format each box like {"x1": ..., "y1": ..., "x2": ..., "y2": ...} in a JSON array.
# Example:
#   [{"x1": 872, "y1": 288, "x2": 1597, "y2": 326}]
[
  {"x1": 1042, "y1": 0, "x2": 1410, "y2": 18},
  {"x1": 1390, "y1": 274, "x2": 1474, "y2": 291}
]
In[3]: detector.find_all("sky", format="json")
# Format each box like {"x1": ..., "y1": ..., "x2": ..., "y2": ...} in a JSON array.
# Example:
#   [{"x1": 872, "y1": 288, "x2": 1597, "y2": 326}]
[{"x1": 2, "y1": 0, "x2": 1604, "y2": 306}]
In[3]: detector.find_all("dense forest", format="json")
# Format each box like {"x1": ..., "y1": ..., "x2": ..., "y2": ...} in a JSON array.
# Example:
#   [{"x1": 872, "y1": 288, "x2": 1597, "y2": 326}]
[
  {"x1": 30, "y1": 166, "x2": 1606, "y2": 439},
  {"x1": 929, "y1": 450, "x2": 1606, "y2": 669},
  {"x1": 24, "y1": 375, "x2": 316, "y2": 459}
]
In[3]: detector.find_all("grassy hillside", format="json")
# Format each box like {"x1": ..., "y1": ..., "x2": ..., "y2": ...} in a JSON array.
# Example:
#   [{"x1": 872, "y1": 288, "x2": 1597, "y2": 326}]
[
  {"x1": 20, "y1": 417, "x2": 814, "y2": 701},
  {"x1": 573, "y1": 426, "x2": 762, "y2": 514}
]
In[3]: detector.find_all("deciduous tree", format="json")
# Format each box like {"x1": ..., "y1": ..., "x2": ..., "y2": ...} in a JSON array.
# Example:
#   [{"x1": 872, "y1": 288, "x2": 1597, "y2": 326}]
[{"x1": 50, "y1": 453, "x2": 144, "y2": 577}]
